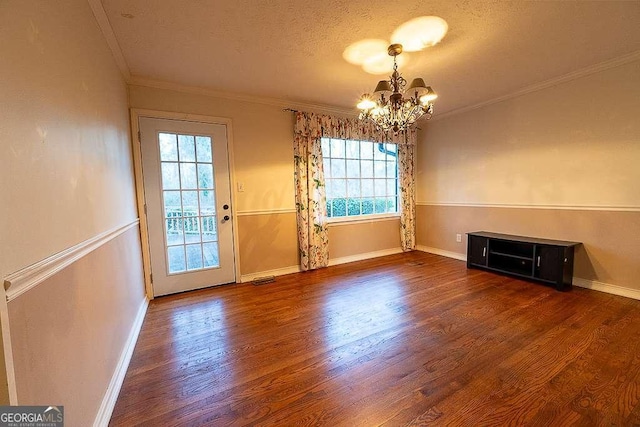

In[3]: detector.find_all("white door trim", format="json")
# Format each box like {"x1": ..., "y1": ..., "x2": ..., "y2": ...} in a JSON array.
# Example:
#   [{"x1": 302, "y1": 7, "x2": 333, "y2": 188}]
[{"x1": 130, "y1": 109, "x2": 241, "y2": 299}]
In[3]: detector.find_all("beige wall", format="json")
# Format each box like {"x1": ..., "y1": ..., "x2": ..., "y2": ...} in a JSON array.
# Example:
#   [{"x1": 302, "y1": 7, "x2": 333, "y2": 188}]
[
  {"x1": 0, "y1": 1, "x2": 138, "y2": 275},
  {"x1": 8, "y1": 226, "x2": 146, "y2": 426},
  {"x1": 417, "y1": 205, "x2": 640, "y2": 289},
  {"x1": 129, "y1": 85, "x2": 296, "y2": 214},
  {"x1": 129, "y1": 85, "x2": 403, "y2": 275},
  {"x1": 0, "y1": 0, "x2": 146, "y2": 415},
  {"x1": 416, "y1": 59, "x2": 640, "y2": 290},
  {"x1": 237, "y1": 212, "x2": 299, "y2": 275},
  {"x1": 329, "y1": 218, "x2": 402, "y2": 260},
  {"x1": 418, "y1": 60, "x2": 640, "y2": 208}
]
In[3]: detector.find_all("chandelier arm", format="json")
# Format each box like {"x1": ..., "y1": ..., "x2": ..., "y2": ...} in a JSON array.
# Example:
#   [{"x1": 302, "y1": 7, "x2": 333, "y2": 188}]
[{"x1": 357, "y1": 43, "x2": 437, "y2": 134}]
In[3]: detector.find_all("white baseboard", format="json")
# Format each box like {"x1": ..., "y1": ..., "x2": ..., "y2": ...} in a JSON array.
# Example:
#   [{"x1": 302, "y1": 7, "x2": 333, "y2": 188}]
[
  {"x1": 416, "y1": 245, "x2": 467, "y2": 262},
  {"x1": 328, "y1": 247, "x2": 404, "y2": 267},
  {"x1": 93, "y1": 297, "x2": 149, "y2": 427},
  {"x1": 573, "y1": 278, "x2": 640, "y2": 301},
  {"x1": 416, "y1": 245, "x2": 640, "y2": 301},
  {"x1": 239, "y1": 247, "x2": 406, "y2": 283}
]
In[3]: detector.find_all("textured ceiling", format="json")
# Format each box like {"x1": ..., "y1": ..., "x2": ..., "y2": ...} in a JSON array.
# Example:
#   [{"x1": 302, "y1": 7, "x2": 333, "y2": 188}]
[{"x1": 100, "y1": 0, "x2": 640, "y2": 115}]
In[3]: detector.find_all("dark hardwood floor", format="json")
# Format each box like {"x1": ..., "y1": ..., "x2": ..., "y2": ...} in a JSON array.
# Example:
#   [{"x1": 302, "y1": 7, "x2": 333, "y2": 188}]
[{"x1": 110, "y1": 251, "x2": 640, "y2": 426}]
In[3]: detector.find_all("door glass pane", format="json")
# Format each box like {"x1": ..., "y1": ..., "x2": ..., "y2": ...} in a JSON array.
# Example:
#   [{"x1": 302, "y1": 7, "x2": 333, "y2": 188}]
[
  {"x1": 178, "y1": 135, "x2": 196, "y2": 161},
  {"x1": 203, "y1": 242, "x2": 220, "y2": 268},
  {"x1": 186, "y1": 244, "x2": 203, "y2": 270},
  {"x1": 159, "y1": 133, "x2": 220, "y2": 274},
  {"x1": 159, "y1": 133, "x2": 178, "y2": 161},
  {"x1": 184, "y1": 216, "x2": 201, "y2": 244},
  {"x1": 196, "y1": 136, "x2": 212, "y2": 162},
  {"x1": 181, "y1": 191, "x2": 199, "y2": 215},
  {"x1": 166, "y1": 218, "x2": 184, "y2": 246},
  {"x1": 163, "y1": 191, "x2": 181, "y2": 214},
  {"x1": 167, "y1": 246, "x2": 186, "y2": 273},
  {"x1": 197, "y1": 164, "x2": 214, "y2": 189},
  {"x1": 201, "y1": 216, "x2": 217, "y2": 242},
  {"x1": 161, "y1": 163, "x2": 180, "y2": 190},
  {"x1": 199, "y1": 191, "x2": 215, "y2": 215},
  {"x1": 180, "y1": 163, "x2": 197, "y2": 189}
]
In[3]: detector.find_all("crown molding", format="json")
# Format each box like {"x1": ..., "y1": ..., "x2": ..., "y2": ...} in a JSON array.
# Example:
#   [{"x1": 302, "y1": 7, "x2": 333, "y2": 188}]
[
  {"x1": 434, "y1": 49, "x2": 640, "y2": 121},
  {"x1": 86, "y1": 1, "x2": 639, "y2": 124},
  {"x1": 128, "y1": 76, "x2": 358, "y2": 117},
  {"x1": 87, "y1": 0, "x2": 131, "y2": 82}
]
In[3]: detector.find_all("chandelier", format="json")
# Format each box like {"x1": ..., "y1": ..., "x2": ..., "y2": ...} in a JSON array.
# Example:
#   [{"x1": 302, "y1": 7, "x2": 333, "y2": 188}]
[{"x1": 357, "y1": 43, "x2": 437, "y2": 134}]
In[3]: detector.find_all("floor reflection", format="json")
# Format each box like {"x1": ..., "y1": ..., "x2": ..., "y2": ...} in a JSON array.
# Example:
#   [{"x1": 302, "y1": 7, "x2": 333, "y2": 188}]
[
  {"x1": 322, "y1": 273, "x2": 408, "y2": 369},
  {"x1": 167, "y1": 298, "x2": 233, "y2": 387}
]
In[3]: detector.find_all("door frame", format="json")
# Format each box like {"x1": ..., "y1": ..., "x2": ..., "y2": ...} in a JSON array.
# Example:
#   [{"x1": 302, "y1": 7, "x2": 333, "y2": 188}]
[{"x1": 130, "y1": 109, "x2": 241, "y2": 299}]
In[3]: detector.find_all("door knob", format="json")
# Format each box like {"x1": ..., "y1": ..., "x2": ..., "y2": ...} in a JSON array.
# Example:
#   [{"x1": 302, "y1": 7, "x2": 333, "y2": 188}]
[{"x1": 223, "y1": 215, "x2": 230, "y2": 221}]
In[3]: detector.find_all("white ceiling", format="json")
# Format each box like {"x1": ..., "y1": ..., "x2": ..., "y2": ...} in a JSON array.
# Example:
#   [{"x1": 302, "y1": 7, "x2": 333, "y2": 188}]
[{"x1": 100, "y1": 0, "x2": 640, "y2": 115}]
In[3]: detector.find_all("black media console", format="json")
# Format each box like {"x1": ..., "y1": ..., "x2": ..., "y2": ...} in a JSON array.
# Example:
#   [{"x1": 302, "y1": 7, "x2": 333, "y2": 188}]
[{"x1": 466, "y1": 231, "x2": 580, "y2": 291}]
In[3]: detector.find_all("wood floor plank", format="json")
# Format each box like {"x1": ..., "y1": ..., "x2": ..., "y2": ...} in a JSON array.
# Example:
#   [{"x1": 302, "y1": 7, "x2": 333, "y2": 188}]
[{"x1": 109, "y1": 252, "x2": 640, "y2": 426}]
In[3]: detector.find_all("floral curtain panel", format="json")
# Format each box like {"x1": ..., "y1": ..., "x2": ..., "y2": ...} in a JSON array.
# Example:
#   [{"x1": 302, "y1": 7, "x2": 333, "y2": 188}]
[
  {"x1": 398, "y1": 143, "x2": 416, "y2": 251},
  {"x1": 293, "y1": 115, "x2": 329, "y2": 271},
  {"x1": 293, "y1": 111, "x2": 417, "y2": 271}
]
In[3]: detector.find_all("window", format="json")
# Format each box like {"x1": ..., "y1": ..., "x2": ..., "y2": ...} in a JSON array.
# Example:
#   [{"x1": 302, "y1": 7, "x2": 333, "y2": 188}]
[{"x1": 322, "y1": 138, "x2": 399, "y2": 219}]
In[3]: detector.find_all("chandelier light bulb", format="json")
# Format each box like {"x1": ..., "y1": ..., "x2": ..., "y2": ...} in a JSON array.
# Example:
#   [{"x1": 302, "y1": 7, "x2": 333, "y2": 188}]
[
  {"x1": 357, "y1": 96, "x2": 376, "y2": 110},
  {"x1": 420, "y1": 87, "x2": 438, "y2": 104}
]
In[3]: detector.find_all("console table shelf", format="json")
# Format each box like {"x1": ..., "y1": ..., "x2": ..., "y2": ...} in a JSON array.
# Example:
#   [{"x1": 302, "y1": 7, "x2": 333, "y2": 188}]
[{"x1": 467, "y1": 231, "x2": 580, "y2": 291}]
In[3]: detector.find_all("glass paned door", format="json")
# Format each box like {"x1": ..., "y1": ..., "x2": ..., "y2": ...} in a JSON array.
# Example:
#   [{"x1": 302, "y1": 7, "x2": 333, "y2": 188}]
[{"x1": 140, "y1": 117, "x2": 235, "y2": 296}]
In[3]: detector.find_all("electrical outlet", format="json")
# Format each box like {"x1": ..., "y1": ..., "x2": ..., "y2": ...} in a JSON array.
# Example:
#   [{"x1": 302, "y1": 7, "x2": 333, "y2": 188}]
[
  {"x1": 456, "y1": 233, "x2": 462, "y2": 243},
  {"x1": 237, "y1": 182, "x2": 245, "y2": 192}
]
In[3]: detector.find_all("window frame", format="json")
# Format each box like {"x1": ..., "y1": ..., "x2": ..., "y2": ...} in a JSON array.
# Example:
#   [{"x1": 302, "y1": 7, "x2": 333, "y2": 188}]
[{"x1": 321, "y1": 137, "x2": 401, "y2": 224}]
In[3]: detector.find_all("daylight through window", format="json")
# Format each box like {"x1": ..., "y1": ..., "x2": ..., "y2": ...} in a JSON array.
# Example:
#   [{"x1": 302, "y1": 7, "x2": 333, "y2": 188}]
[{"x1": 322, "y1": 138, "x2": 399, "y2": 219}]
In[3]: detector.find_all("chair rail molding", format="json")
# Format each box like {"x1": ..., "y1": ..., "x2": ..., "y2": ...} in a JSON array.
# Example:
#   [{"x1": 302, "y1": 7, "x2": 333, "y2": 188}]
[{"x1": 3, "y1": 220, "x2": 140, "y2": 303}]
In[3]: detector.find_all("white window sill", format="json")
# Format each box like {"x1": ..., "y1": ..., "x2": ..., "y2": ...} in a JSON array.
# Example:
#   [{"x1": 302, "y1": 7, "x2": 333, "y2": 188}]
[{"x1": 326, "y1": 213, "x2": 401, "y2": 227}]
